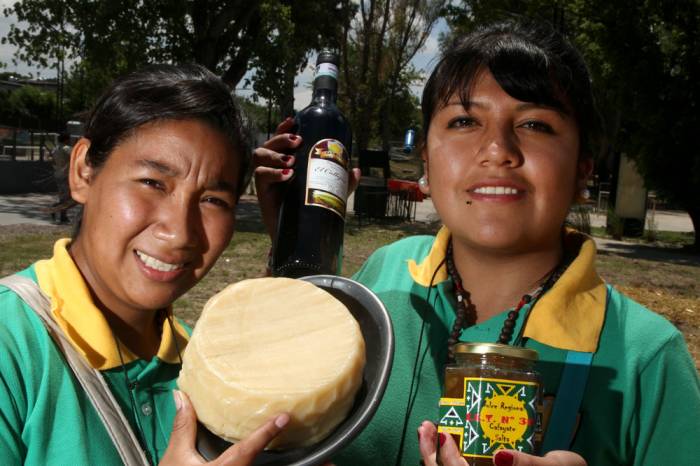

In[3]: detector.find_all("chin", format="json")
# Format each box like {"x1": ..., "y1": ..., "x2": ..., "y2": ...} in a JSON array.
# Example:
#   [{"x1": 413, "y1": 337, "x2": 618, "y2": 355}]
[
  {"x1": 130, "y1": 287, "x2": 189, "y2": 311},
  {"x1": 461, "y1": 230, "x2": 530, "y2": 253}
]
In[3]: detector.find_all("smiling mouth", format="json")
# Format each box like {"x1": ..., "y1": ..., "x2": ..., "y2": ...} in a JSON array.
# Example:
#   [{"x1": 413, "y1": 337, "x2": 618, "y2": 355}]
[
  {"x1": 135, "y1": 250, "x2": 185, "y2": 272},
  {"x1": 470, "y1": 186, "x2": 523, "y2": 195}
]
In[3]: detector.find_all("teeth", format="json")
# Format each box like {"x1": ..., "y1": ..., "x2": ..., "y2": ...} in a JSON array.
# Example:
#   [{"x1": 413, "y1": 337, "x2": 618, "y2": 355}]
[
  {"x1": 136, "y1": 250, "x2": 184, "y2": 272},
  {"x1": 473, "y1": 186, "x2": 520, "y2": 195}
]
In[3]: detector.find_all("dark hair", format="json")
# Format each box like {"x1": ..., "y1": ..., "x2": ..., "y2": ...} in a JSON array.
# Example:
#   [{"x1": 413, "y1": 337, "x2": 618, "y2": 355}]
[
  {"x1": 421, "y1": 20, "x2": 601, "y2": 157},
  {"x1": 84, "y1": 63, "x2": 252, "y2": 195}
]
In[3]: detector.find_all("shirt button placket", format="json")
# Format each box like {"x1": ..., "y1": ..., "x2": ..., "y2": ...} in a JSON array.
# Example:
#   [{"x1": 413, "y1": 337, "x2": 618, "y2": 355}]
[{"x1": 141, "y1": 402, "x2": 153, "y2": 416}]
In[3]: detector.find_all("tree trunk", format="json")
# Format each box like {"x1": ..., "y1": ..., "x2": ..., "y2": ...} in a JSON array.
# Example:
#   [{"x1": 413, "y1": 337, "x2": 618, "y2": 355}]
[{"x1": 279, "y1": 63, "x2": 296, "y2": 118}]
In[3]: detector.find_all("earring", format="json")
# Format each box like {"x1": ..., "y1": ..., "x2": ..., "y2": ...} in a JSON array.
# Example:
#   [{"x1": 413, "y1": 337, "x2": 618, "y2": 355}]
[
  {"x1": 418, "y1": 176, "x2": 428, "y2": 188},
  {"x1": 580, "y1": 188, "x2": 591, "y2": 200}
]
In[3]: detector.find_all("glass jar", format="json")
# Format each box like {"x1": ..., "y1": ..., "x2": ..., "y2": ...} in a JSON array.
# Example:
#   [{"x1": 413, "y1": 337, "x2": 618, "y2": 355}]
[{"x1": 438, "y1": 343, "x2": 542, "y2": 465}]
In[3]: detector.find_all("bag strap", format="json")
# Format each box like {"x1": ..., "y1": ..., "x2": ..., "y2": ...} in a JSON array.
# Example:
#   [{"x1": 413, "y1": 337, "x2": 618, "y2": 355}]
[
  {"x1": 540, "y1": 350, "x2": 593, "y2": 453},
  {"x1": 0, "y1": 274, "x2": 150, "y2": 466},
  {"x1": 540, "y1": 285, "x2": 611, "y2": 453}
]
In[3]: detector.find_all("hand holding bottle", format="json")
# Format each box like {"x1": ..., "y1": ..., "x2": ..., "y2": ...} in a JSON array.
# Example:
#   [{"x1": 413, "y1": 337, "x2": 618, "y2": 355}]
[
  {"x1": 253, "y1": 117, "x2": 300, "y2": 241},
  {"x1": 253, "y1": 118, "x2": 360, "y2": 243}
]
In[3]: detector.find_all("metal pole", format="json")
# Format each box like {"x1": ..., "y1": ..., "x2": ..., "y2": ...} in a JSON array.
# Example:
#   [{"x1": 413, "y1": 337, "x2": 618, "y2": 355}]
[{"x1": 12, "y1": 127, "x2": 17, "y2": 162}]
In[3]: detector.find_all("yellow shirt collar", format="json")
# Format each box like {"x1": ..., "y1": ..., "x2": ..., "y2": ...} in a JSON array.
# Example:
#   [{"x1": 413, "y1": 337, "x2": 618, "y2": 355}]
[
  {"x1": 34, "y1": 238, "x2": 190, "y2": 370},
  {"x1": 407, "y1": 226, "x2": 606, "y2": 352}
]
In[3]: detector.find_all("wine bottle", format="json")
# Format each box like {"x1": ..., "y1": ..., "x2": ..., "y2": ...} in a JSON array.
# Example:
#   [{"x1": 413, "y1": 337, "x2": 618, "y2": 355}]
[{"x1": 272, "y1": 50, "x2": 352, "y2": 278}]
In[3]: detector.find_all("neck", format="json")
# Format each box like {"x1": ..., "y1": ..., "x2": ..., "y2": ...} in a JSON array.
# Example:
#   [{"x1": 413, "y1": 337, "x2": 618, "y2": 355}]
[
  {"x1": 102, "y1": 307, "x2": 163, "y2": 360},
  {"x1": 451, "y1": 238, "x2": 563, "y2": 323},
  {"x1": 69, "y1": 239, "x2": 162, "y2": 359}
]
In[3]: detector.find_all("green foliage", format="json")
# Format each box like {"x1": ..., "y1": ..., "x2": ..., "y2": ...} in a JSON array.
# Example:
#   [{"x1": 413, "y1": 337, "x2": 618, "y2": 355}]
[
  {"x1": 2, "y1": 0, "x2": 266, "y2": 95},
  {"x1": 247, "y1": 0, "x2": 348, "y2": 119},
  {"x1": 3, "y1": 0, "x2": 355, "y2": 131},
  {"x1": 234, "y1": 96, "x2": 269, "y2": 135},
  {"x1": 338, "y1": 0, "x2": 447, "y2": 151},
  {"x1": 0, "y1": 86, "x2": 56, "y2": 128}
]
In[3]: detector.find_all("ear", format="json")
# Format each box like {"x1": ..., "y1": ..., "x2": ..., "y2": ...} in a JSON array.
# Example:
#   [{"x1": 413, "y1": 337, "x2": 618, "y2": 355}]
[
  {"x1": 69, "y1": 138, "x2": 94, "y2": 205},
  {"x1": 419, "y1": 145, "x2": 430, "y2": 195}
]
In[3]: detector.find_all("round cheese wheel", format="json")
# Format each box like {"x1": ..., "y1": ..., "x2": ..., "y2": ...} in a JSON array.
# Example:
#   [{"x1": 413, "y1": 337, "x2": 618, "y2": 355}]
[{"x1": 178, "y1": 277, "x2": 366, "y2": 448}]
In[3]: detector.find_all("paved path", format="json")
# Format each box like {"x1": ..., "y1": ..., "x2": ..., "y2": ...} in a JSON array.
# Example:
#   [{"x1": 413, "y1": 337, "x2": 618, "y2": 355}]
[
  {"x1": 590, "y1": 210, "x2": 693, "y2": 233},
  {"x1": 0, "y1": 193, "x2": 63, "y2": 226}
]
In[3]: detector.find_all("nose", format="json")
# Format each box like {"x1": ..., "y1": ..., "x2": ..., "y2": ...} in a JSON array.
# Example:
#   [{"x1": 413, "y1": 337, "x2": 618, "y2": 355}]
[
  {"x1": 152, "y1": 195, "x2": 202, "y2": 250},
  {"x1": 476, "y1": 123, "x2": 523, "y2": 168}
]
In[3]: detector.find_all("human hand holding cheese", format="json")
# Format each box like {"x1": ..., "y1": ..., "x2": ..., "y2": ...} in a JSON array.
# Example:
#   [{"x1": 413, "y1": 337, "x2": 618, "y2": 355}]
[
  {"x1": 178, "y1": 277, "x2": 366, "y2": 451},
  {"x1": 160, "y1": 389, "x2": 289, "y2": 466}
]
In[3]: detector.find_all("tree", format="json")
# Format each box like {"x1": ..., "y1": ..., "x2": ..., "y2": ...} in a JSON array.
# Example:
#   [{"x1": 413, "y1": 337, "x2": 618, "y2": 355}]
[
  {"x1": 4, "y1": 0, "x2": 349, "y2": 126},
  {"x1": 445, "y1": 0, "x2": 700, "y2": 249},
  {"x1": 247, "y1": 0, "x2": 350, "y2": 132},
  {"x1": 0, "y1": 86, "x2": 56, "y2": 129},
  {"x1": 2, "y1": 0, "x2": 265, "y2": 91},
  {"x1": 337, "y1": 0, "x2": 447, "y2": 152}
]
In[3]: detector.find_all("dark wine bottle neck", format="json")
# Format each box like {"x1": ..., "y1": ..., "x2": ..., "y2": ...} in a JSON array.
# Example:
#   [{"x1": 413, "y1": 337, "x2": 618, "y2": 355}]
[{"x1": 311, "y1": 86, "x2": 337, "y2": 104}]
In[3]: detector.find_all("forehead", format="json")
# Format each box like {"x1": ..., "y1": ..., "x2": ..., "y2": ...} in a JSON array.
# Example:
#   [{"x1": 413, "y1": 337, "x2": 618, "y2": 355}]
[
  {"x1": 112, "y1": 119, "x2": 240, "y2": 181},
  {"x1": 438, "y1": 71, "x2": 570, "y2": 118},
  {"x1": 432, "y1": 65, "x2": 572, "y2": 118}
]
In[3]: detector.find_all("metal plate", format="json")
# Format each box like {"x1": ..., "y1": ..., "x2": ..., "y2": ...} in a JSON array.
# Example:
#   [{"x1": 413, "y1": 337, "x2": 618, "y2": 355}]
[{"x1": 195, "y1": 275, "x2": 394, "y2": 465}]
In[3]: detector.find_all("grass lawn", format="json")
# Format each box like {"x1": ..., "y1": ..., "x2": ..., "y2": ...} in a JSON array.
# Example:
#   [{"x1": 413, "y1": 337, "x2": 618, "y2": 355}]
[{"x1": 1, "y1": 215, "x2": 698, "y2": 368}]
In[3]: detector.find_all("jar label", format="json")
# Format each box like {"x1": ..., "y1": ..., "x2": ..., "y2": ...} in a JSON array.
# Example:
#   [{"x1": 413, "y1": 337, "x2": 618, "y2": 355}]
[
  {"x1": 438, "y1": 377, "x2": 541, "y2": 459},
  {"x1": 305, "y1": 138, "x2": 349, "y2": 219}
]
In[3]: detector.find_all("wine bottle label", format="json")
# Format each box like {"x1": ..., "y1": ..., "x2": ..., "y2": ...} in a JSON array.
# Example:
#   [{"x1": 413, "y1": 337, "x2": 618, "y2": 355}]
[
  {"x1": 315, "y1": 63, "x2": 338, "y2": 79},
  {"x1": 305, "y1": 139, "x2": 349, "y2": 219}
]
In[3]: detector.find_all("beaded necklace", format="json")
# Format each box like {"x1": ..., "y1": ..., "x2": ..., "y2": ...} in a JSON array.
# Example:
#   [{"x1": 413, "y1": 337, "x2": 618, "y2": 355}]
[{"x1": 444, "y1": 240, "x2": 565, "y2": 361}]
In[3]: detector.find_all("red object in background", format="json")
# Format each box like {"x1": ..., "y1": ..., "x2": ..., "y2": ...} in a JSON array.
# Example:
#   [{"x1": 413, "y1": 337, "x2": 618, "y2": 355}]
[{"x1": 387, "y1": 178, "x2": 425, "y2": 202}]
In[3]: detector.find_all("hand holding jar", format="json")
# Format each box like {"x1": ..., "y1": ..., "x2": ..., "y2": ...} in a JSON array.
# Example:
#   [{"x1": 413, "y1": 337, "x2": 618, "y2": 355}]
[
  {"x1": 417, "y1": 422, "x2": 586, "y2": 466},
  {"x1": 417, "y1": 343, "x2": 587, "y2": 466}
]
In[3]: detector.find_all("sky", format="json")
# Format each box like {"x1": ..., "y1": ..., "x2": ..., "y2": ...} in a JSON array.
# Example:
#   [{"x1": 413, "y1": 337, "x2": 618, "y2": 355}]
[{"x1": 0, "y1": 1, "x2": 446, "y2": 108}]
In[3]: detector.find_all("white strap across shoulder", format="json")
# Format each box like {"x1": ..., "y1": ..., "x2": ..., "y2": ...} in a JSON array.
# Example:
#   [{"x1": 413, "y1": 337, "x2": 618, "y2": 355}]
[{"x1": 0, "y1": 274, "x2": 151, "y2": 466}]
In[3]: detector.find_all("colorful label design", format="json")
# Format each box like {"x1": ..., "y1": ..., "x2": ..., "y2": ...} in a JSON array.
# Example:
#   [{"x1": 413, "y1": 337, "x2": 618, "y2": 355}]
[
  {"x1": 438, "y1": 377, "x2": 541, "y2": 460},
  {"x1": 305, "y1": 138, "x2": 349, "y2": 219}
]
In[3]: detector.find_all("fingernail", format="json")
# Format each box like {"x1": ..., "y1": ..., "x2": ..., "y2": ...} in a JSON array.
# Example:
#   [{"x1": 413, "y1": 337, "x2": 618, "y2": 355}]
[
  {"x1": 173, "y1": 390, "x2": 183, "y2": 411},
  {"x1": 282, "y1": 155, "x2": 291, "y2": 162},
  {"x1": 289, "y1": 134, "x2": 298, "y2": 141},
  {"x1": 494, "y1": 451, "x2": 514, "y2": 466},
  {"x1": 275, "y1": 413, "x2": 290, "y2": 428},
  {"x1": 282, "y1": 168, "x2": 291, "y2": 175},
  {"x1": 438, "y1": 432, "x2": 446, "y2": 447}
]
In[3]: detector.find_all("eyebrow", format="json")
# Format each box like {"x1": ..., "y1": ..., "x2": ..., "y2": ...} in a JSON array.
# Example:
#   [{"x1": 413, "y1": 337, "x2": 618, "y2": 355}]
[
  {"x1": 515, "y1": 102, "x2": 570, "y2": 117},
  {"x1": 137, "y1": 159, "x2": 236, "y2": 194},
  {"x1": 205, "y1": 180, "x2": 237, "y2": 194},
  {"x1": 136, "y1": 159, "x2": 180, "y2": 177}
]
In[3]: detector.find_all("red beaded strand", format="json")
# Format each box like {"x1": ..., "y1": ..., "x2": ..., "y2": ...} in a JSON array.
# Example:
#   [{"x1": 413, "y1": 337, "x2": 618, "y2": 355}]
[{"x1": 445, "y1": 240, "x2": 559, "y2": 361}]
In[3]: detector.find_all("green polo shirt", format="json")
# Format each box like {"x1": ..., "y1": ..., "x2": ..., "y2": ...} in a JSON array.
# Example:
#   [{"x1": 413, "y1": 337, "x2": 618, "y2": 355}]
[
  {"x1": 0, "y1": 239, "x2": 191, "y2": 465},
  {"x1": 334, "y1": 227, "x2": 700, "y2": 466}
]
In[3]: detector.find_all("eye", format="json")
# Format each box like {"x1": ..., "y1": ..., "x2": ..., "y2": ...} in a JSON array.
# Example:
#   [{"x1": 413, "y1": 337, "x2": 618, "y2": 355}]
[
  {"x1": 447, "y1": 116, "x2": 477, "y2": 129},
  {"x1": 139, "y1": 178, "x2": 164, "y2": 190},
  {"x1": 202, "y1": 196, "x2": 232, "y2": 210},
  {"x1": 520, "y1": 120, "x2": 554, "y2": 134}
]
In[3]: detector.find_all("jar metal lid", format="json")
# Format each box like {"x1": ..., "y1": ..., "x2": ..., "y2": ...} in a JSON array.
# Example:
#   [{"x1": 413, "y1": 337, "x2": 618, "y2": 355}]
[{"x1": 453, "y1": 342, "x2": 539, "y2": 361}]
